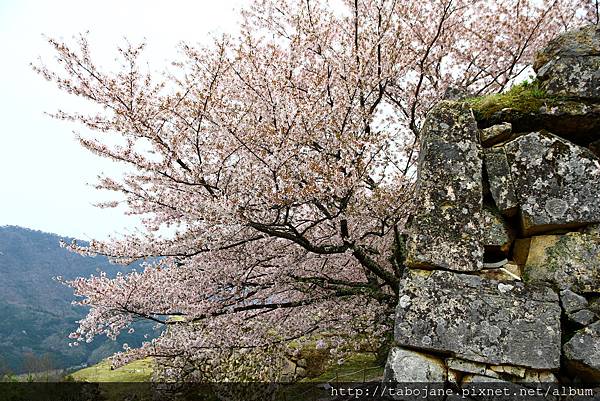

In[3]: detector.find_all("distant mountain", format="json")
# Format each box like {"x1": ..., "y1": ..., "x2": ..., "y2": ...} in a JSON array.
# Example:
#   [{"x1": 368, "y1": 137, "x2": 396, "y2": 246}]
[{"x1": 0, "y1": 226, "x2": 155, "y2": 374}]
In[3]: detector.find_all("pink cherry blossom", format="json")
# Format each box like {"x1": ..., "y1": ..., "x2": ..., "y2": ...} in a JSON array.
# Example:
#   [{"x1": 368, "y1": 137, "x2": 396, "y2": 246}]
[{"x1": 35, "y1": 0, "x2": 594, "y2": 381}]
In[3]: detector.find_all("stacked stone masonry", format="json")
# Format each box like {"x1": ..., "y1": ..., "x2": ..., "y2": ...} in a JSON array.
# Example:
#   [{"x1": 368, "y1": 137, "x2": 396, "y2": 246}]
[{"x1": 385, "y1": 25, "x2": 600, "y2": 396}]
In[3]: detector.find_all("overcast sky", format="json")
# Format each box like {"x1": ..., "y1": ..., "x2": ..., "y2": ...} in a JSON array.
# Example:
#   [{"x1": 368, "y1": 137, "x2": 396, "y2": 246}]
[{"x1": 0, "y1": 0, "x2": 244, "y2": 240}]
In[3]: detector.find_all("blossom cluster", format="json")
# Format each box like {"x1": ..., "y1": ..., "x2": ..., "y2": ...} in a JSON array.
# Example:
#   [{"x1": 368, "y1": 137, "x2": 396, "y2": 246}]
[{"x1": 37, "y1": 0, "x2": 594, "y2": 381}]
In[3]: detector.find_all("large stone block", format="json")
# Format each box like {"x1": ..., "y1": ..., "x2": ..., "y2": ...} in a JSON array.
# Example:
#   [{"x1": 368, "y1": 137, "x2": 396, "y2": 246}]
[
  {"x1": 482, "y1": 208, "x2": 513, "y2": 254},
  {"x1": 480, "y1": 123, "x2": 512, "y2": 147},
  {"x1": 383, "y1": 347, "x2": 446, "y2": 383},
  {"x1": 476, "y1": 101, "x2": 600, "y2": 146},
  {"x1": 394, "y1": 270, "x2": 561, "y2": 369},
  {"x1": 569, "y1": 309, "x2": 597, "y2": 326},
  {"x1": 560, "y1": 289, "x2": 589, "y2": 314},
  {"x1": 484, "y1": 148, "x2": 518, "y2": 216},
  {"x1": 406, "y1": 101, "x2": 484, "y2": 272},
  {"x1": 563, "y1": 321, "x2": 600, "y2": 381},
  {"x1": 446, "y1": 358, "x2": 488, "y2": 376},
  {"x1": 537, "y1": 55, "x2": 600, "y2": 100},
  {"x1": 524, "y1": 233, "x2": 600, "y2": 293},
  {"x1": 534, "y1": 25, "x2": 600, "y2": 100},
  {"x1": 504, "y1": 131, "x2": 600, "y2": 235},
  {"x1": 461, "y1": 375, "x2": 531, "y2": 400}
]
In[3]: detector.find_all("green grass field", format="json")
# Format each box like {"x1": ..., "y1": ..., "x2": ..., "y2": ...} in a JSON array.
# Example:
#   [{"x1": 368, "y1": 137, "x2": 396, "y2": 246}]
[
  {"x1": 70, "y1": 358, "x2": 153, "y2": 382},
  {"x1": 68, "y1": 358, "x2": 154, "y2": 401},
  {"x1": 71, "y1": 352, "x2": 383, "y2": 383},
  {"x1": 68, "y1": 353, "x2": 383, "y2": 401}
]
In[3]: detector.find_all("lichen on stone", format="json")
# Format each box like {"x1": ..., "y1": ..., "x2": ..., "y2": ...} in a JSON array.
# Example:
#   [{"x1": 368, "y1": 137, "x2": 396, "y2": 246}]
[
  {"x1": 524, "y1": 232, "x2": 600, "y2": 293},
  {"x1": 406, "y1": 101, "x2": 485, "y2": 272}
]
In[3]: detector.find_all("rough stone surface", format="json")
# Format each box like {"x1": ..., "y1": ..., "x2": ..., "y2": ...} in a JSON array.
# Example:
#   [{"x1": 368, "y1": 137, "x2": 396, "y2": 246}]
[
  {"x1": 534, "y1": 25, "x2": 600, "y2": 69},
  {"x1": 484, "y1": 148, "x2": 518, "y2": 216},
  {"x1": 461, "y1": 375, "x2": 533, "y2": 401},
  {"x1": 504, "y1": 131, "x2": 600, "y2": 235},
  {"x1": 534, "y1": 25, "x2": 600, "y2": 100},
  {"x1": 512, "y1": 238, "x2": 531, "y2": 266},
  {"x1": 446, "y1": 358, "x2": 488, "y2": 375},
  {"x1": 449, "y1": 372, "x2": 559, "y2": 399},
  {"x1": 477, "y1": 101, "x2": 600, "y2": 147},
  {"x1": 569, "y1": 309, "x2": 597, "y2": 326},
  {"x1": 489, "y1": 365, "x2": 526, "y2": 378},
  {"x1": 480, "y1": 123, "x2": 512, "y2": 147},
  {"x1": 482, "y1": 208, "x2": 513, "y2": 253},
  {"x1": 447, "y1": 369, "x2": 461, "y2": 387},
  {"x1": 585, "y1": 223, "x2": 600, "y2": 235},
  {"x1": 560, "y1": 289, "x2": 589, "y2": 314},
  {"x1": 563, "y1": 321, "x2": 600, "y2": 381},
  {"x1": 537, "y1": 52, "x2": 600, "y2": 100},
  {"x1": 462, "y1": 374, "x2": 507, "y2": 385},
  {"x1": 406, "y1": 101, "x2": 484, "y2": 272},
  {"x1": 444, "y1": 86, "x2": 473, "y2": 101},
  {"x1": 519, "y1": 370, "x2": 558, "y2": 384},
  {"x1": 383, "y1": 347, "x2": 446, "y2": 383},
  {"x1": 385, "y1": 25, "x2": 600, "y2": 389},
  {"x1": 589, "y1": 298, "x2": 600, "y2": 317},
  {"x1": 524, "y1": 233, "x2": 600, "y2": 293},
  {"x1": 479, "y1": 263, "x2": 522, "y2": 282},
  {"x1": 501, "y1": 264, "x2": 521, "y2": 280},
  {"x1": 394, "y1": 270, "x2": 561, "y2": 369}
]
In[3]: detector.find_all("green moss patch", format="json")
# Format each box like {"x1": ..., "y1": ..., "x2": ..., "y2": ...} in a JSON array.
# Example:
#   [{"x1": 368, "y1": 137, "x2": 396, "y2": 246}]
[{"x1": 466, "y1": 80, "x2": 558, "y2": 120}]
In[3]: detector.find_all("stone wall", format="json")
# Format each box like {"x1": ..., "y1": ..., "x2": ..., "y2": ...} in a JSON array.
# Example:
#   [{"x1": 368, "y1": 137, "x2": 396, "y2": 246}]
[{"x1": 385, "y1": 25, "x2": 600, "y2": 394}]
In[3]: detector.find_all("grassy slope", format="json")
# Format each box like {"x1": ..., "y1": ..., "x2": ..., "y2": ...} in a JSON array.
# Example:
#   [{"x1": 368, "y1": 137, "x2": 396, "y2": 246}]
[
  {"x1": 70, "y1": 358, "x2": 153, "y2": 382},
  {"x1": 68, "y1": 358, "x2": 155, "y2": 401},
  {"x1": 71, "y1": 353, "x2": 383, "y2": 383},
  {"x1": 302, "y1": 352, "x2": 383, "y2": 382}
]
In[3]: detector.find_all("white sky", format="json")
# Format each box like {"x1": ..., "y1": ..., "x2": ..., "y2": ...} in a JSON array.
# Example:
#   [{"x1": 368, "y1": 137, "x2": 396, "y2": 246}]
[{"x1": 0, "y1": 0, "x2": 244, "y2": 240}]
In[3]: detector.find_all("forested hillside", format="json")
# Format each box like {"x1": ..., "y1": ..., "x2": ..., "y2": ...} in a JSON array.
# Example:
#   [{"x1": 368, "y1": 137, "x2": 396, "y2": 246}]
[{"x1": 0, "y1": 226, "x2": 153, "y2": 374}]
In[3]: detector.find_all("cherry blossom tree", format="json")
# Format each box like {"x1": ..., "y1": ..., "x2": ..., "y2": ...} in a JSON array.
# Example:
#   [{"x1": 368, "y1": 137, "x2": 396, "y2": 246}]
[{"x1": 35, "y1": 0, "x2": 594, "y2": 382}]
